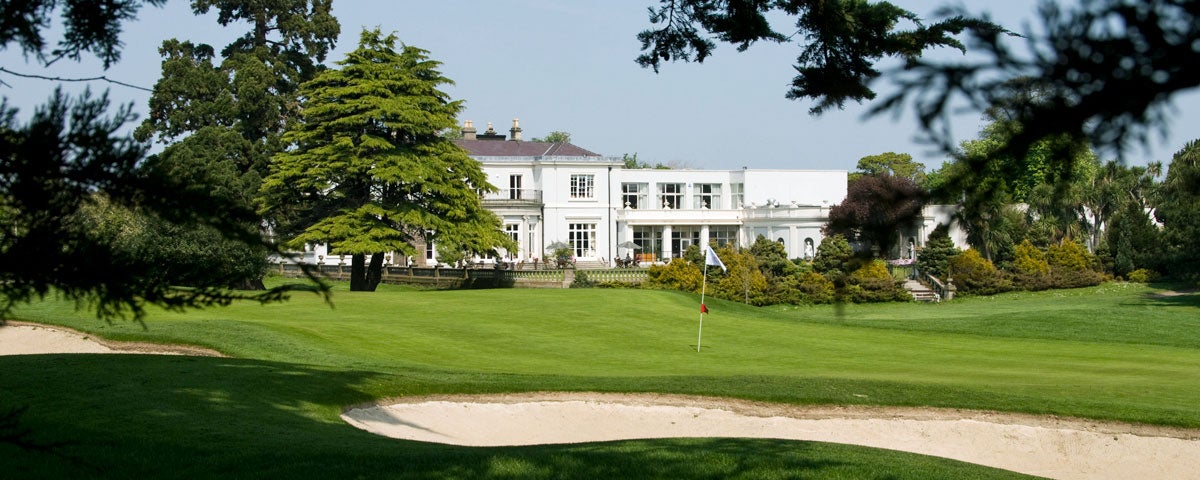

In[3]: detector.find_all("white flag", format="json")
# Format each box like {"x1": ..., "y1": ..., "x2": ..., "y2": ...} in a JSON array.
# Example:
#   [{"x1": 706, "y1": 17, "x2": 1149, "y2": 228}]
[{"x1": 704, "y1": 245, "x2": 726, "y2": 272}]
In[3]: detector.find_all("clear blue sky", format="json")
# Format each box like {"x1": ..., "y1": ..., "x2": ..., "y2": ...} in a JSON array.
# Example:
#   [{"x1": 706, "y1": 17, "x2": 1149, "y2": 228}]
[{"x1": 2, "y1": 0, "x2": 1196, "y2": 171}]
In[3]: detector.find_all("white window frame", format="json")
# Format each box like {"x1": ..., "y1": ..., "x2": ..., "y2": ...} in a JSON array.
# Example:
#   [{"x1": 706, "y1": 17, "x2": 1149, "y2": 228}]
[
  {"x1": 621, "y1": 182, "x2": 647, "y2": 209},
  {"x1": 693, "y1": 183, "x2": 722, "y2": 209},
  {"x1": 568, "y1": 223, "x2": 597, "y2": 258},
  {"x1": 659, "y1": 183, "x2": 683, "y2": 209},
  {"x1": 569, "y1": 174, "x2": 595, "y2": 199}
]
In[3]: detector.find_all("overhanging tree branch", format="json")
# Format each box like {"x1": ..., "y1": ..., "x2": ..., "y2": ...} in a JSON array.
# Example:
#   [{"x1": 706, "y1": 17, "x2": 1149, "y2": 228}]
[{"x1": 0, "y1": 67, "x2": 151, "y2": 92}]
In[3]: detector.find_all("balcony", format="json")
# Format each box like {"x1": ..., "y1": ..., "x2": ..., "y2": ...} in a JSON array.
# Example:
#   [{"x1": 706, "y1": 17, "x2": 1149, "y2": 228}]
[{"x1": 482, "y1": 188, "x2": 543, "y2": 206}]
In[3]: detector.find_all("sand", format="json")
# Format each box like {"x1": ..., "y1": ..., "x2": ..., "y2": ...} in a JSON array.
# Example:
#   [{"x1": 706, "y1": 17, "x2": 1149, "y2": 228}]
[
  {"x1": 343, "y1": 394, "x2": 1200, "y2": 479},
  {"x1": 5, "y1": 322, "x2": 1198, "y2": 479},
  {"x1": 0, "y1": 321, "x2": 223, "y2": 356}
]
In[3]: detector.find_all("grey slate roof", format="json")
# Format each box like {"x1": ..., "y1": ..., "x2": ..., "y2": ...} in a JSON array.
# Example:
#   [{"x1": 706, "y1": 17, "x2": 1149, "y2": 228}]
[{"x1": 453, "y1": 139, "x2": 601, "y2": 157}]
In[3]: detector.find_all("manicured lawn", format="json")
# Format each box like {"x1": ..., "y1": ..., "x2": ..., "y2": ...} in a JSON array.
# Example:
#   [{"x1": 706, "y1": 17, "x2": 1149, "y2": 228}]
[{"x1": 3, "y1": 281, "x2": 1196, "y2": 478}]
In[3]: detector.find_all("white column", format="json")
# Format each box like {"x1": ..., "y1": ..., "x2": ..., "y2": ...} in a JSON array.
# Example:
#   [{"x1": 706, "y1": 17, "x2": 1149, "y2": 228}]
[
  {"x1": 700, "y1": 225, "x2": 711, "y2": 249},
  {"x1": 661, "y1": 225, "x2": 673, "y2": 261}
]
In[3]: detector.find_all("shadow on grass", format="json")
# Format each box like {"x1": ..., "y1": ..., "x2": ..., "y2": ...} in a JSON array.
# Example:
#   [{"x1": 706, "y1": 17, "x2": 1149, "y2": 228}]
[
  {"x1": 1140, "y1": 282, "x2": 1200, "y2": 307},
  {"x1": 0, "y1": 354, "x2": 1034, "y2": 479}
]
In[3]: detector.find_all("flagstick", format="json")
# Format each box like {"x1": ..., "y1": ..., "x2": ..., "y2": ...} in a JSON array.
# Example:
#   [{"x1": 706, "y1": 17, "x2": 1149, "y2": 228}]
[{"x1": 698, "y1": 266, "x2": 706, "y2": 353}]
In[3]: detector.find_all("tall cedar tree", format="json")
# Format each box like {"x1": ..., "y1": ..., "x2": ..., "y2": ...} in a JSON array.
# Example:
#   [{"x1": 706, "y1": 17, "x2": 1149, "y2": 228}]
[
  {"x1": 827, "y1": 174, "x2": 926, "y2": 259},
  {"x1": 261, "y1": 29, "x2": 514, "y2": 291}
]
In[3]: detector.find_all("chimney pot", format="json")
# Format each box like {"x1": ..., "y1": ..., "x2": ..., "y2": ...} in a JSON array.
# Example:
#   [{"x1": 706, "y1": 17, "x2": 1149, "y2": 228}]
[
  {"x1": 509, "y1": 117, "x2": 522, "y2": 141},
  {"x1": 462, "y1": 120, "x2": 477, "y2": 140}
]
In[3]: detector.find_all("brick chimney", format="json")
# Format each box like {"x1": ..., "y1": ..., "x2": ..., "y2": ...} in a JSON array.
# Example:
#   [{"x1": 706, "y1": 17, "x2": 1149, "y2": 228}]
[
  {"x1": 462, "y1": 120, "x2": 477, "y2": 140},
  {"x1": 509, "y1": 118, "x2": 522, "y2": 141}
]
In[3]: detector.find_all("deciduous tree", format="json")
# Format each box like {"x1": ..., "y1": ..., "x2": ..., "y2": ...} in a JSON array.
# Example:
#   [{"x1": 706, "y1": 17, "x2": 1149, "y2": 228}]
[{"x1": 826, "y1": 174, "x2": 926, "y2": 259}]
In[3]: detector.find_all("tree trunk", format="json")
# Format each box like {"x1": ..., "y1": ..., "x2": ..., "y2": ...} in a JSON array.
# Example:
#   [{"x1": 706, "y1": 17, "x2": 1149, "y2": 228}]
[
  {"x1": 350, "y1": 253, "x2": 368, "y2": 291},
  {"x1": 349, "y1": 253, "x2": 385, "y2": 292},
  {"x1": 366, "y1": 253, "x2": 384, "y2": 291}
]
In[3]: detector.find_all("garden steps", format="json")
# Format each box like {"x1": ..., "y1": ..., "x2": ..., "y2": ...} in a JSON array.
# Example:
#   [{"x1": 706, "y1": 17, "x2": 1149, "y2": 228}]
[{"x1": 903, "y1": 279, "x2": 940, "y2": 302}]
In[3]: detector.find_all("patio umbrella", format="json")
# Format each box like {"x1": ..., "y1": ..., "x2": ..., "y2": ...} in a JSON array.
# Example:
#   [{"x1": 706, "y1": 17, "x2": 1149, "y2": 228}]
[
  {"x1": 546, "y1": 241, "x2": 570, "y2": 251},
  {"x1": 616, "y1": 241, "x2": 641, "y2": 250}
]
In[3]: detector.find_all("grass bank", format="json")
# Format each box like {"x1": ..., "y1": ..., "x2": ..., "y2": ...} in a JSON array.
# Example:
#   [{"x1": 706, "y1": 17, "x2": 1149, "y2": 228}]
[{"x1": 3, "y1": 282, "x2": 1196, "y2": 477}]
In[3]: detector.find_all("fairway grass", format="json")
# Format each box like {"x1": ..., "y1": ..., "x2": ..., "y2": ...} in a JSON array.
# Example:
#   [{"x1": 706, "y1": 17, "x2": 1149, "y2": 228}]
[{"x1": 3, "y1": 282, "x2": 1198, "y2": 477}]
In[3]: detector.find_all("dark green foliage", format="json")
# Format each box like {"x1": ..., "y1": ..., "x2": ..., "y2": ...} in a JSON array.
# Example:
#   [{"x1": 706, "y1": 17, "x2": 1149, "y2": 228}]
[
  {"x1": 1106, "y1": 201, "x2": 1160, "y2": 278},
  {"x1": 260, "y1": 29, "x2": 514, "y2": 291},
  {"x1": 749, "y1": 235, "x2": 798, "y2": 278},
  {"x1": 136, "y1": 1, "x2": 341, "y2": 203},
  {"x1": 813, "y1": 234, "x2": 854, "y2": 275},
  {"x1": 1155, "y1": 140, "x2": 1200, "y2": 283},
  {"x1": 880, "y1": 0, "x2": 1200, "y2": 161},
  {"x1": 916, "y1": 224, "x2": 959, "y2": 279},
  {"x1": 0, "y1": 0, "x2": 166, "y2": 68},
  {"x1": 0, "y1": 91, "x2": 312, "y2": 319},
  {"x1": 827, "y1": 174, "x2": 926, "y2": 258},
  {"x1": 636, "y1": 0, "x2": 1002, "y2": 114}
]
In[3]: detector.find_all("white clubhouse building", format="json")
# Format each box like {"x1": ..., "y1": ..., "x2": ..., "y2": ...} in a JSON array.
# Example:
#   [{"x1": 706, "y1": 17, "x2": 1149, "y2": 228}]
[
  {"x1": 299, "y1": 119, "x2": 964, "y2": 267},
  {"x1": 451, "y1": 119, "x2": 960, "y2": 267}
]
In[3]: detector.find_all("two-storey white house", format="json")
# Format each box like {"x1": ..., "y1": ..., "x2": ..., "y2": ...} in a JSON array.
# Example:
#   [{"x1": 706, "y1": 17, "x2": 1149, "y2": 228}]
[
  {"x1": 295, "y1": 119, "x2": 964, "y2": 267},
  {"x1": 456, "y1": 119, "x2": 855, "y2": 266}
]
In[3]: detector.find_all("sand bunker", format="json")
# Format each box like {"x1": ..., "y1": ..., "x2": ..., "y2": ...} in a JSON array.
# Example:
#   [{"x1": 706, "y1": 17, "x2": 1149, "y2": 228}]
[
  {"x1": 0, "y1": 322, "x2": 222, "y2": 356},
  {"x1": 343, "y1": 393, "x2": 1200, "y2": 480}
]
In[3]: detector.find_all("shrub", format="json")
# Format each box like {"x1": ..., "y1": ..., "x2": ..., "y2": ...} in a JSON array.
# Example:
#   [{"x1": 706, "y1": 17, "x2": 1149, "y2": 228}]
[
  {"x1": 844, "y1": 260, "x2": 911, "y2": 302},
  {"x1": 1012, "y1": 239, "x2": 1050, "y2": 275},
  {"x1": 1046, "y1": 239, "x2": 1091, "y2": 270},
  {"x1": 949, "y1": 249, "x2": 1011, "y2": 295},
  {"x1": 710, "y1": 245, "x2": 770, "y2": 305},
  {"x1": 796, "y1": 272, "x2": 836, "y2": 304},
  {"x1": 1127, "y1": 268, "x2": 1156, "y2": 283},
  {"x1": 1043, "y1": 239, "x2": 1103, "y2": 289},
  {"x1": 570, "y1": 271, "x2": 593, "y2": 288},
  {"x1": 645, "y1": 258, "x2": 702, "y2": 293},
  {"x1": 813, "y1": 234, "x2": 854, "y2": 274}
]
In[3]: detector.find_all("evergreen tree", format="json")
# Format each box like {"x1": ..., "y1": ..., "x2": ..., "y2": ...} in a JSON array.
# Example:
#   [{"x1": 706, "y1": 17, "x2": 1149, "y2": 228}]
[
  {"x1": 813, "y1": 234, "x2": 854, "y2": 275},
  {"x1": 260, "y1": 29, "x2": 514, "y2": 291},
  {"x1": 916, "y1": 224, "x2": 959, "y2": 279},
  {"x1": 1154, "y1": 139, "x2": 1200, "y2": 282}
]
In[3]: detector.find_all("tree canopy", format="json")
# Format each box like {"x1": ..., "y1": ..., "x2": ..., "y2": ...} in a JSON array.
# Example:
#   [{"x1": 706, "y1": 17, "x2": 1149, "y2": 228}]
[
  {"x1": 826, "y1": 174, "x2": 926, "y2": 258},
  {"x1": 0, "y1": 0, "x2": 167, "y2": 68},
  {"x1": 531, "y1": 131, "x2": 571, "y2": 143},
  {"x1": 260, "y1": 29, "x2": 514, "y2": 291},
  {"x1": 850, "y1": 151, "x2": 926, "y2": 185},
  {"x1": 1, "y1": 2, "x2": 323, "y2": 320},
  {"x1": 638, "y1": 0, "x2": 1200, "y2": 161}
]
